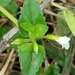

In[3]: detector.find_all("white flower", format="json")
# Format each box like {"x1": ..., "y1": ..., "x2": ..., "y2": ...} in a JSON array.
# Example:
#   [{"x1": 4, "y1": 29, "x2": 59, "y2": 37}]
[{"x1": 56, "y1": 36, "x2": 70, "y2": 50}]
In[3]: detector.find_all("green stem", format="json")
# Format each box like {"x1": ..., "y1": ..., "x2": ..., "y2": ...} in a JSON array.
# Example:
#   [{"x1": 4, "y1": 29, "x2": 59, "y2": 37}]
[
  {"x1": 25, "y1": 39, "x2": 31, "y2": 43},
  {"x1": 0, "y1": 5, "x2": 18, "y2": 26}
]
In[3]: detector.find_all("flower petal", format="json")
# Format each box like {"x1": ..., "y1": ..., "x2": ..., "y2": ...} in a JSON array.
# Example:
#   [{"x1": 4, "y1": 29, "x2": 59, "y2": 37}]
[
  {"x1": 56, "y1": 36, "x2": 70, "y2": 50},
  {"x1": 56, "y1": 36, "x2": 70, "y2": 44},
  {"x1": 62, "y1": 42, "x2": 69, "y2": 50}
]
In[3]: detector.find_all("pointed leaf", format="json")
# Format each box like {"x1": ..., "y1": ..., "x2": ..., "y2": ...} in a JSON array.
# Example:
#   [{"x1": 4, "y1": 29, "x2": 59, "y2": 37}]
[
  {"x1": 32, "y1": 24, "x2": 48, "y2": 38},
  {"x1": 18, "y1": 25, "x2": 29, "y2": 37},
  {"x1": 0, "y1": 0, "x2": 11, "y2": 7},
  {"x1": 0, "y1": 26, "x2": 11, "y2": 40},
  {"x1": 57, "y1": 11, "x2": 70, "y2": 36},
  {"x1": 18, "y1": 0, "x2": 46, "y2": 25},
  {"x1": 0, "y1": 1, "x2": 18, "y2": 17},
  {"x1": 18, "y1": 43, "x2": 45, "y2": 75},
  {"x1": 63, "y1": 10, "x2": 75, "y2": 36},
  {"x1": 20, "y1": 22, "x2": 33, "y2": 33},
  {"x1": 5, "y1": 1, "x2": 18, "y2": 14}
]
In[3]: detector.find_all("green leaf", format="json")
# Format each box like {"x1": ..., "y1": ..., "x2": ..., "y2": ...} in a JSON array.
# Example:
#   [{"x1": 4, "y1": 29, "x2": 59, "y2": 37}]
[
  {"x1": 0, "y1": 0, "x2": 11, "y2": 7},
  {"x1": 45, "y1": 42, "x2": 65, "y2": 65},
  {"x1": 35, "y1": 67, "x2": 44, "y2": 75},
  {"x1": 18, "y1": 43, "x2": 45, "y2": 75},
  {"x1": 32, "y1": 24, "x2": 48, "y2": 38},
  {"x1": 20, "y1": 22, "x2": 33, "y2": 33},
  {"x1": 63, "y1": 10, "x2": 75, "y2": 36},
  {"x1": 57, "y1": 8, "x2": 75, "y2": 36},
  {"x1": 57, "y1": 11, "x2": 70, "y2": 36},
  {"x1": 12, "y1": 31, "x2": 24, "y2": 40},
  {"x1": 18, "y1": 0, "x2": 46, "y2": 26},
  {"x1": 18, "y1": 25, "x2": 29, "y2": 37},
  {"x1": 0, "y1": 26, "x2": 12, "y2": 40},
  {"x1": 5, "y1": 1, "x2": 18, "y2": 14},
  {"x1": 0, "y1": 1, "x2": 18, "y2": 17},
  {"x1": 20, "y1": 23, "x2": 48, "y2": 38},
  {"x1": 18, "y1": 0, "x2": 47, "y2": 38},
  {"x1": 45, "y1": 65, "x2": 60, "y2": 75}
]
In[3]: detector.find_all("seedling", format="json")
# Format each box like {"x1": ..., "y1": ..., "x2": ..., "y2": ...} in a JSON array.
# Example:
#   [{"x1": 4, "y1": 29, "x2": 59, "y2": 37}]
[{"x1": 0, "y1": 0, "x2": 74, "y2": 75}]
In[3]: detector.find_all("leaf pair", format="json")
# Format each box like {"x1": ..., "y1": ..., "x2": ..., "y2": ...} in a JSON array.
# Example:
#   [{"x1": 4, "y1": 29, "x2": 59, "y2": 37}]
[
  {"x1": 18, "y1": 0, "x2": 48, "y2": 38},
  {"x1": 20, "y1": 22, "x2": 48, "y2": 38}
]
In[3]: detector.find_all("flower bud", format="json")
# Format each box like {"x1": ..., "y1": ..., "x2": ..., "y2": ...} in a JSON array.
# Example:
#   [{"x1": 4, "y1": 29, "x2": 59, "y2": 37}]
[
  {"x1": 11, "y1": 38, "x2": 24, "y2": 45},
  {"x1": 33, "y1": 42, "x2": 38, "y2": 54},
  {"x1": 45, "y1": 34, "x2": 59, "y2": 40}
]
